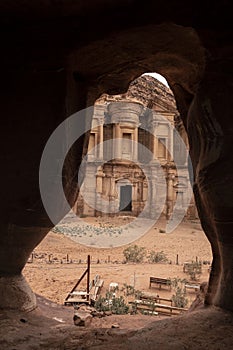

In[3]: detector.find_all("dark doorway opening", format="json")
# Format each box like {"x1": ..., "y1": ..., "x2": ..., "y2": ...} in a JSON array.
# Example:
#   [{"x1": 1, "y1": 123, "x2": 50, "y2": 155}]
[{"x1": 119, "y1": 185, "x2": 132, "y2": 211}]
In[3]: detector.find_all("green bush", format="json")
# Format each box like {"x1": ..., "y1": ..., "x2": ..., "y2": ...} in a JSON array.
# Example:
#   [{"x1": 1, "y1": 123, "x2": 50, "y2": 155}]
[
  {"x1": 171, "y1": 286, "x2": 188, "y2": 308},
  {"x1": 121, "y1": 283, "x2": 135, "y2": 296},
  {"x1": 185, "y1": 261, "x2": 202, "y2": 281},
  {"x1": 123, "y1": 245, "x2": 146, "y2": 263},
  {"x1": 170, "y1": 278, "x2": 188, "y2": 308},
  {"x1": 148, "y1": 250, "x2": 168, "y2": 263},
  {"x1": 95, "y1": 292, "x2": 129, "y2": 314},
  {"x1": 121, "y1": 283, "x2": 143, "y2": 299}
]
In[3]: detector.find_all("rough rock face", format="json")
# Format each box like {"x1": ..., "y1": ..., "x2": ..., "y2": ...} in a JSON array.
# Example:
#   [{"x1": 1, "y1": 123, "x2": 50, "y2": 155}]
[
  {"x1": 97, "y1": 74, "x2": 177, "y2": 112},
  {"x1": 127, "y1": 75, "x2": 177, "y2": 111},
  {"x1": 0, "y1": 0, "x2": 233, "y2": 321},
  {"x1": 187, "y1": 65, "x2": 233, "y2": 310},
  {"x1": 189, "y1": 282, "x2": 208, "y2": 312}
]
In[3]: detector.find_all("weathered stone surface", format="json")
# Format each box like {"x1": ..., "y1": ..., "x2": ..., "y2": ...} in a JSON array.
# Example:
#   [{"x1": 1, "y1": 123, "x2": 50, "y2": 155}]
[
  {"x1": 187, "y1": 62, "x2": 233, "y2": 310},
  {"x1": 111, "y1": 323, "x2": 120, "y2": 328},
  {"x1": 189, "y1": 282, "x2": 208, "y2": 312},
  {"x1": 79, "y1": 77, "x2": 191, "y2": 223},
  {"x1": 73, "y1": 305, "x2": 96, "y2": 326},
  {"x1": 91, "y1": 310, "x2": 105, "y2": 318},
  {"x1": 0, "y1": 275, "x2": 36, "y2": 311},
  {"x1": 73, "y1": 311, "x2": 93, "y2": 327},
  {"x1": 0, "y1": 0, "x2": 233, "y2": 322}
]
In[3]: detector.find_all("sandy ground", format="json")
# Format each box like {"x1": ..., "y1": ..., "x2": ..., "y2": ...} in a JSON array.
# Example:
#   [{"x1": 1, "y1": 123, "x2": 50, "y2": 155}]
[
  {"x1": 2, "y1": 217, "x2": 233, "y2": 350},
  {"x1": 23, "y1": 216, "x2": 212, "y2": 308},
  {"x1": 2, "y1": 302, "x2": 233, "y2": 350}
]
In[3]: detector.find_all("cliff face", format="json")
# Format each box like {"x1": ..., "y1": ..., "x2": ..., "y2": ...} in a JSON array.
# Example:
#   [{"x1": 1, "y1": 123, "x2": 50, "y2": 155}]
[
  {"x1": 127, "y1": 74, "x2": 177, "y2": 111},
  {"x1": 97, "y1": 74, "x2": 178, "y2": 113},
  {"x1": 1, "y1": 0, "x2": 233, "y2": 319}
]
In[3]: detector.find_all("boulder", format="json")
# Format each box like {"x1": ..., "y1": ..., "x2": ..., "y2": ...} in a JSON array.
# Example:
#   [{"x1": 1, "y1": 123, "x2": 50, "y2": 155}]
[{"x1": 73, "y1": 311, "x2": 92, "y2": 327}]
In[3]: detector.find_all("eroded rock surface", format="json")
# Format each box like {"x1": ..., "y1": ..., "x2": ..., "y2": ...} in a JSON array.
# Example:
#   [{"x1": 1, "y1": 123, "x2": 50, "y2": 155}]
[{"x1": 0, "y1": 0, "x2": 233, "y2": 332}]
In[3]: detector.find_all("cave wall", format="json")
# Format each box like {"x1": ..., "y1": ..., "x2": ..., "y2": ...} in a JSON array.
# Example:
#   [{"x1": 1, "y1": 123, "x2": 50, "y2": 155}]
[{"x1": 0, "y1": 1, "x2": 233, "y2": 311}]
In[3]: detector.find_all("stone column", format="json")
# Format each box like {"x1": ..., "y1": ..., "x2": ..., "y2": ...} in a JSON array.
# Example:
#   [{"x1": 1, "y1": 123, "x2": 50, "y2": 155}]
[
  {"x1": 114, "y1": 123, "x2": 122, "y2": 159},
  {"x1": 95, "y1": 167, "x2": 104, "y2": 215},
  {"x1": 168, "y1": 123, "x2": 174, "y2": 161},
  {"x1": 151, "y1": 120, "x2": 158, "y2": 161},
  {"x1": 132, "y1": 183, "x2": 137, "y2": 214},
  {"x1": 133, "y1": 127, "x2": 138, "y2": 161},
  {"x1": 94, "y1": 105, "x2": 105, "y2": 160},
  {"x1": 166, "y1": 171, "x2": 174, "y2": 219},
  {"x1": 96, "y1": 167, "x2": 103, "y2": 193},
  {"x1": 98, "y1": 124, "x2": 104, "y2": 160},
  {"x1": 82, "y1": 163, "x2": 97, "y2": 217},
  {"x1": 149, "y1": 167, "x2": 159, "y2": 219},
  {"x1": 108, "y1": 101, "x2": 143, "y2": 161},
  {"x1": 109, "y1": 178, "x2": 116, "y2": 215}
]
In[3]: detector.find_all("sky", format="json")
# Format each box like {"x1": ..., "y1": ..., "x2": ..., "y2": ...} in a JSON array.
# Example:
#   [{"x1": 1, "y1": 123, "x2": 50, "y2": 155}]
[{"x1": 143, "y1": 72, "x2": 169, "y2": 88}]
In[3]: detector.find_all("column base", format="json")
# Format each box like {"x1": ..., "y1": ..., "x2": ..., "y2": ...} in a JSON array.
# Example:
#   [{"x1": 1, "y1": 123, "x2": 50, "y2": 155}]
[{"x1": 0, "y1": 274, "x2": 36, "y2": 311}]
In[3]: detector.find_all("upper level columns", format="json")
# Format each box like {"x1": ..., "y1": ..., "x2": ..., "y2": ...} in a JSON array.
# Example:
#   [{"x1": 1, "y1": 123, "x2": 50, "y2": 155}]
[
  {"x1": 114, "y1": 123, "x2": 122, "y2": 159},
  {"x1": 108, "y1": 101, "x2": 143, "y2": 161}
]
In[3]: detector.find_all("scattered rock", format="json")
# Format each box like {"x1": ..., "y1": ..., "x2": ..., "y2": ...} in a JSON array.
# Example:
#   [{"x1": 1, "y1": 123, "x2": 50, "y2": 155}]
[
  {"x1": 111, "y1": 323, "x2": 120, "y2": 328},
  {"x1": 73, "y1": 304, "x2": 106, "y2": 325},
  {"x1": 91, "y1": 310, "x2": 105, "y2": 318},
  {"x1": 77, "y1": 304, "x2": 95, "y2": 312},
  {"x1": 159, "y1": 229, "x2": 166, "y2": 233},
  {"x1": 104, "y1": 311, "x2": 112, "y2": 316},
  {"x1": 73, "y1": 311, "x2": 92, "y2": 327}
]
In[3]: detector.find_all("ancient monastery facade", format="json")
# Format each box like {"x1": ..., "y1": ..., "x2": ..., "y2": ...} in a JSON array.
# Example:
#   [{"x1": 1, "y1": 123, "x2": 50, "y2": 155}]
[{"x1": 77, "y1": 75, "x2": 196, "y2": 219}]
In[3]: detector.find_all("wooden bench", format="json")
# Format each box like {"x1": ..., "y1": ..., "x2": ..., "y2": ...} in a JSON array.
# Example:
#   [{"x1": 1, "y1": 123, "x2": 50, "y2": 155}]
[
  {"x1": 131, "y1": 299, "x2": 187, "y2": 316},
  {"x1": 184, "y1": 283, "x2": 200, "y2": 292},
  {"x1": 149, "y1": 277, "x2": 171, "y2": 290},
  {"x1": 140, "y1": 295, "x2": 173, "y2": 306}
]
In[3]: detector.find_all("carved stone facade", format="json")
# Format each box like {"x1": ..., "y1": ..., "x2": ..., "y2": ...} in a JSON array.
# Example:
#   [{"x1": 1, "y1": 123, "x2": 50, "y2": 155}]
[{"x1": 78, "y1": 76, "x2": 195, "y2": 219}]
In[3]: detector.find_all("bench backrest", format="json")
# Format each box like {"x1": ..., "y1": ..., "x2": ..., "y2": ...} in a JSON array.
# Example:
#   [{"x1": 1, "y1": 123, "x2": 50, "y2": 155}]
[{"x1": 150, "y1": 277, "x2": 169, "y2": 283}]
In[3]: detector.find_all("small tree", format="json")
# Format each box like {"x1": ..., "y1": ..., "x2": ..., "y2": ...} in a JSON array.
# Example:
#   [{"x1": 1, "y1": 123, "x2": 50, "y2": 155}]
[
  {"x1": 123, "y1": 245, "x2": 146, "y2": 263},
  {"x1": 185, "y1": 261, "x2": 202, "y2": 281},
  {"x1": 172, "y1": 286, "x2": 188, "y2": 308},
  {"x1": 148, "y1": 250, "x2": 168, "y2": 263},
  {"x1": 171, "y1": 278, "x2": 188, "y2": 308}
]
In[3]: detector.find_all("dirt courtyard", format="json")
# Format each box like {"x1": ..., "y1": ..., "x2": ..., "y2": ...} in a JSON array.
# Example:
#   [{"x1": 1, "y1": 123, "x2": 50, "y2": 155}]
[
  {"x1": 23, "y1": 216, "x2": 212, "y2": 309},
  {"x1": 4, "y1": 217, "x2": 233, "y2": 350}
]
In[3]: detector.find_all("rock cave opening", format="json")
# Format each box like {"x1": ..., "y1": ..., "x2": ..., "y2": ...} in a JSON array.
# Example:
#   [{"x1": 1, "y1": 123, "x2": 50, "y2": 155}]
[
  {"x1": 41, "y1": 70, "x2": 211, "y2": 319},
  {"x1": 1, "y1": 2, "x2": 233, "y2": 347}
]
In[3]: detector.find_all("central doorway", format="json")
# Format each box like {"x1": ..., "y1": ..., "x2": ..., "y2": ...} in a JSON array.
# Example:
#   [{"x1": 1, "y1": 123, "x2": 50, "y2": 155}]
[{"x1": 119, "y1": 185, "x2": 132, "y2": 211}]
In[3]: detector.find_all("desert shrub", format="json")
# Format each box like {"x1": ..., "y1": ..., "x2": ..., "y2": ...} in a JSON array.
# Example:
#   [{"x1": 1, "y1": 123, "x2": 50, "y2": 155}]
[
  {"x1": 121, "y1": 284, "x2": 143, "y2": 299},
  {"x1": 148, "y1": 250, "x2": 168, "y2": 263},
  {"x1": 171, "y1": 278, "x2": 188, "y2": 308},
  {"x1": 109, "y1": 284, "x2": 119, "y2": 293},
  {"x1": 185, "y1": 261, "x2": 202, "y2": 281},
  {"x1": 121, "y1": 283, "x2": 135, "y2": 296},
  {"x1": 172, "y1": 287, "x2": 188, "y2": 308},
  {"x1": 123, "y1": 245, "x2": 146, "y2": 263},
  {"x1": 132, "y1": 297, "x2": 158, "y2": 316},
  {"x1": 134, "y1": 289, "x2": 143, "y2": 299},
  {"x1": 95, "y1": 292, "x2": 129, "y2": 314},
  {"x1": 130, "y1": 302, "x2": 138, "y2": 315}
]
